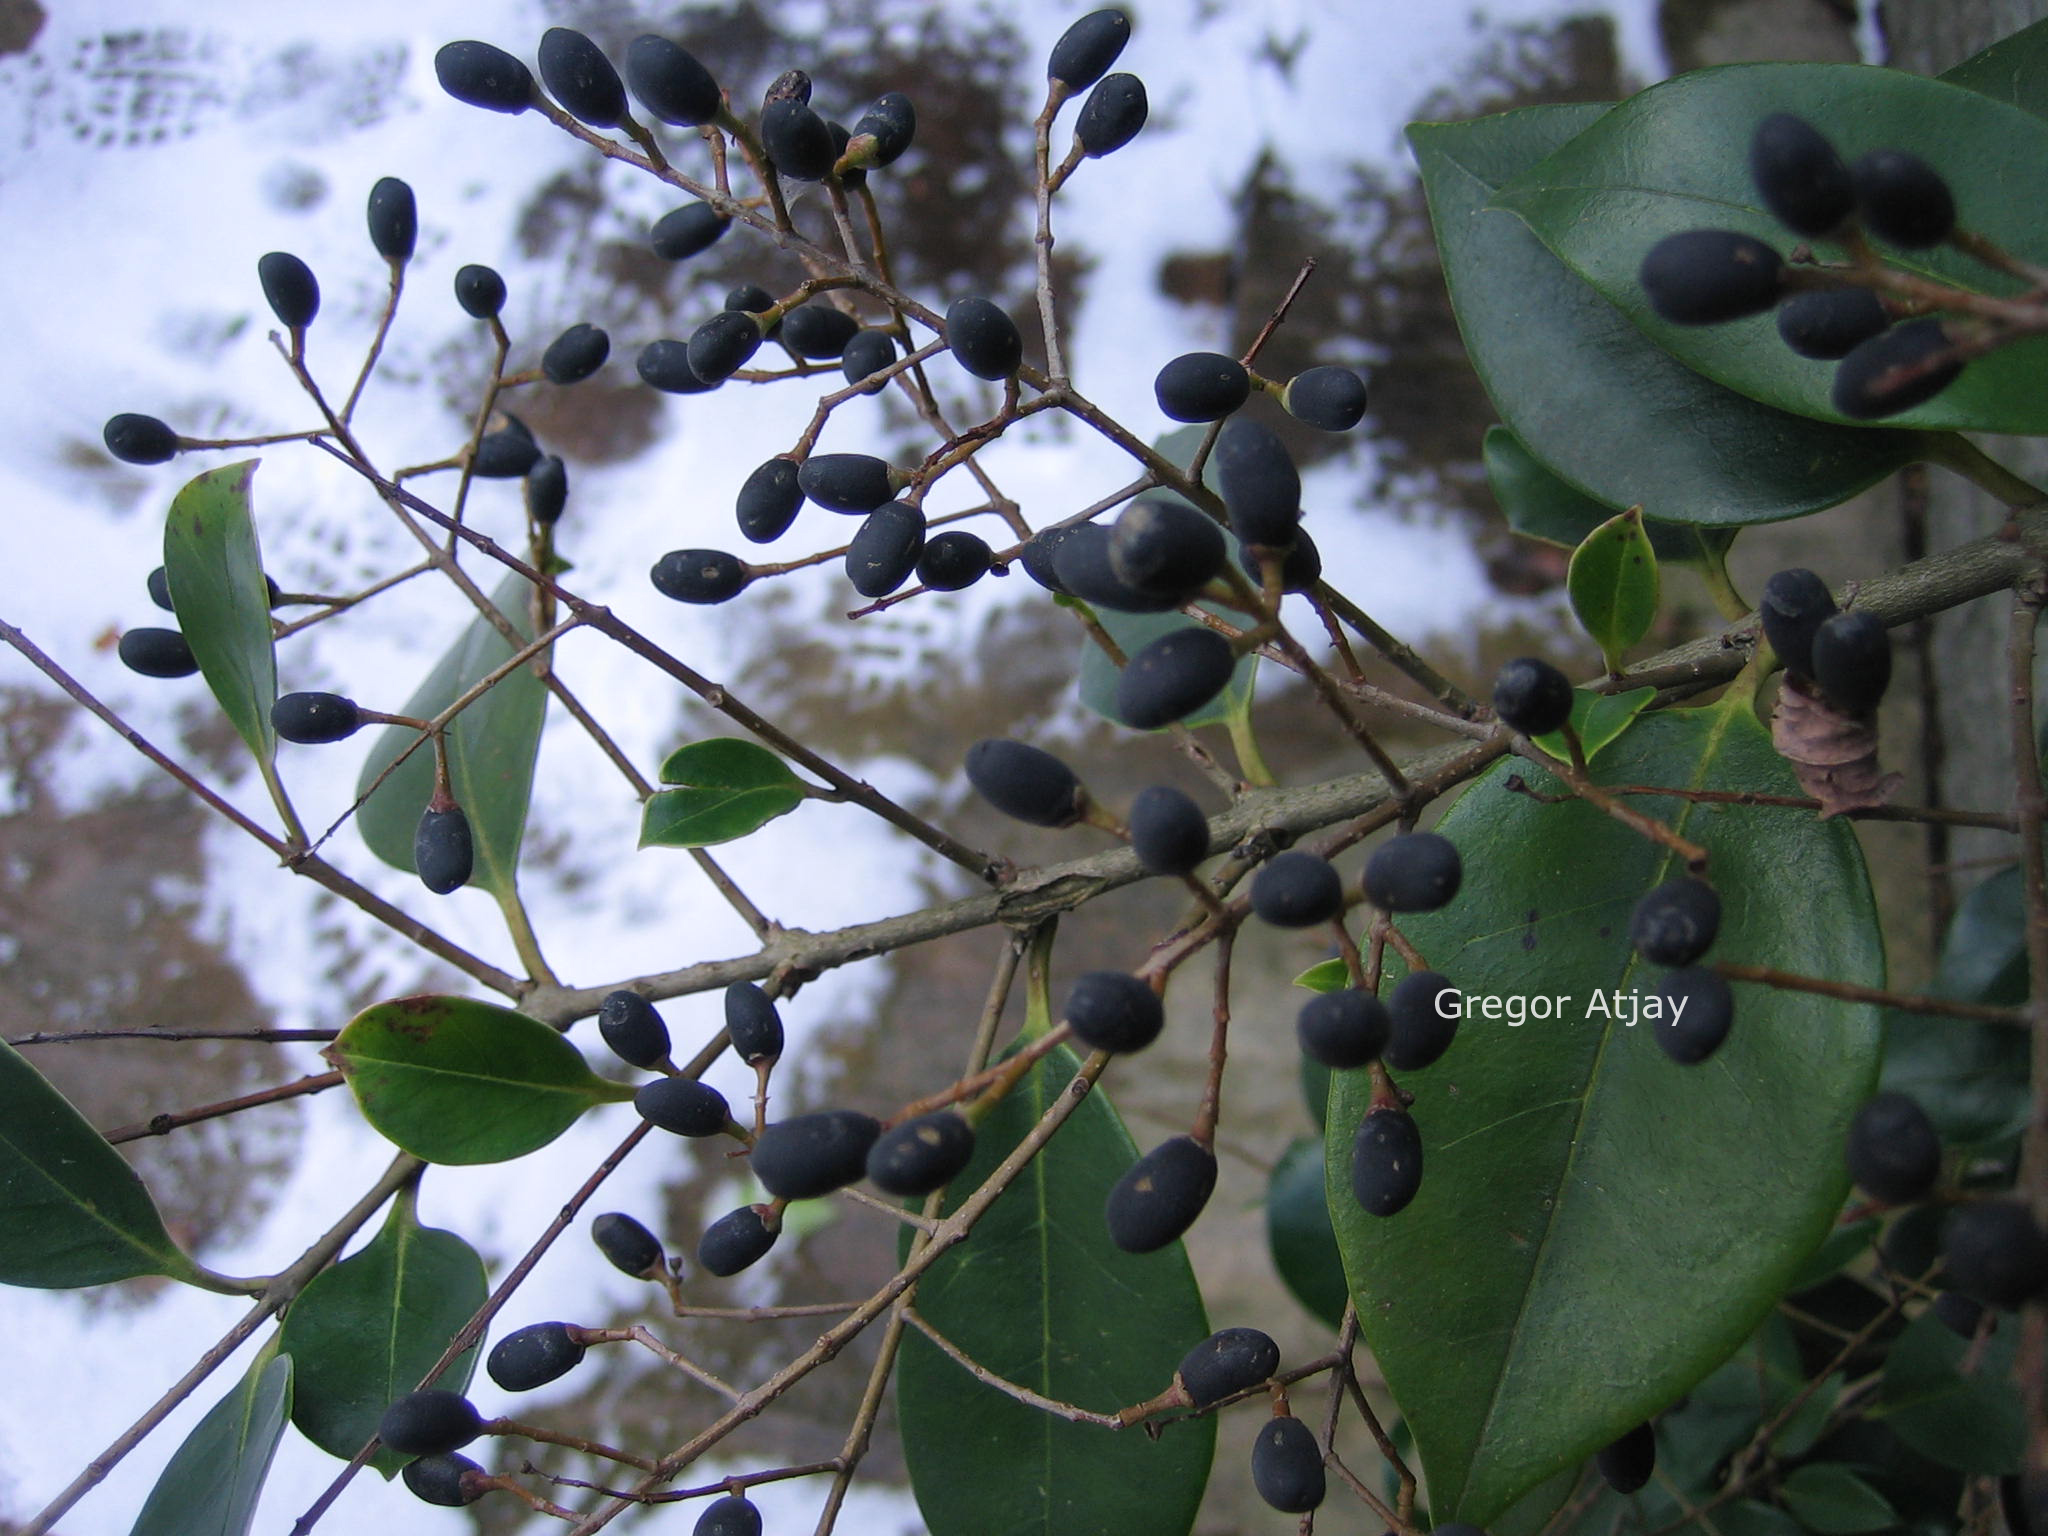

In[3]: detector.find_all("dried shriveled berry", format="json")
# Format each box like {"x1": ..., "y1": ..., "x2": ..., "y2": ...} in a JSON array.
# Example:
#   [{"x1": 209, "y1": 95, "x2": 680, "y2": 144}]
[
  {"x1": 1177, "y1": 1327, "x2": 1279, "y2": 1407},
  {"x1": 1853, "y1": 149, "x2": 1956, "y2": 248},
  {"x1": 119, "y1": 628, "x2": 198, "y2": 679},
  {"x1": 487, "y1": 1321, "x2": 586, "y2": 1392},
  {"x1": 846, "y1": 502, "x2": 926, "y2": 597},
  {"x1": 842, "y1": 328, "x2": 897, "y2": 389},
  {"x1": 1252, "y1": 1414, "x2": 1326, "y2": 1513},
  {"x1": 752, "y1": 1110, "x2": 882, "y2": 1199},
  {"x1": 403, "y1": 1453, "x2": 483, "y2": 1507},
  {"x1": 1105, "y1": 1134, "x2": 1216, "y2": 1253},
  {"x1": 1154, "y1": 352, "x2": 1250, "y2": 423},
  {"x1": 800, "y1": 453, "x2": 899, "y2": 513},
  {"x1": 1846, "y1": 1090, "x2": 1940, "y2": 1205},
  {"x1": 1832, "y1": 318, "x2": 1962, "y2": 419},
  {"x1": 1128, "y1": 784, "x2": 1208, "y2": 876},
  {"x1": 733, "y1": 458, "x2": 802, "y2": 544},
  {"x1": 1943, "y1": 1200, "x2": 2048, "y2": 1309},
  {"x1": 598, "y1": 989, "x2": 669, "y2": 1069},
  {"x1": 1352, "y1": 1104, "x2": 1423, "y2": 1216},
  {"x1": 367, "y1": 177, "x2": 417, "y2": 263},
  {"x1": 651, "y1": 202, "x2": 730, "y2": 261},
  {"x1": 918, "y1": 530, "x2": 993, "y2": 591},
  {"x1": 1812, "y1": 609, "x2": 1891, "y2": 714},
  {"x1": 1777, "y1": 288, "x2": 1888, "y2": 360},
  {"x1": 1638, "y1": 229, "x2": 1784, "y2": 326},
  {"x1": 866, "y1": 1111, "x2": 976, "y2": 1196},
  {"x1": 539, "y1": 27, "x2": 627, "y2": 127},
  {"x1": 104, "y1": 413, "x2": 180, "y2": 465},
  {"x1": 698, "y1": 1204, "x2": 779, "y2": 1276},
  {"x1": 455, "y1": 264, "x2": 506, "y2": 319},
  {"x1": 259, "y1": 251, "x2": 319, "y2": 330},
  {"x1": 526, "y1": 455, "x2": 568, "y2": 525},
  {"x1": 1386, "y1": 972, "x2": 1457, "y2": 1071},
  {"x1": 435, "y1": 40, "x2": 533, "y2": 113},
  {"x1": 636, "y1": 1076, "x2": 732, "y2": 1138},
  {"x1": 626, "y1": 35, "x2": 720, "y2": 126},
  {"x1": 726, "y1": 982, "x2": 784, "y2": 1064},
  {"x1": 1297, "y1": 989, "x2": 1390, "y2": 1070},
  {"x1": 1364, "y1": 832, "x2": 1462, "y2": 914},
  {"x1": 1749, "y1": 113, "x2": 1854, "y2": 237},
  {"x1": 761, "y1": 97, "x2": 836, "y2": 180},
  {"x1": 1215, "y1": 419, "x2": 1301, "y2": 546},
  {"x1": 966, "y1": 738, "x2": 1085, "y2": 827},
  {"x1": 780, "y1": 304, "x2": 860, "y2": 360},
  {"x1": 638, "y1": 339, "x2": 717, "y2": 394},
  {"x1": 688, "y1": 310, "x2": 764, "y2": 385},
  {"x1": 1760, "y1": 568, "x2": 1836, "y2": 679},
  {"x1": 542, "y1": 322, "x2": 609, "y2": 385},
  {"x1": 1115, "y1": 626, "x2": 1237, "y2": 730},
  {"x1": 591, "y1": 1211, "x2": 664, "y2": 1278},
  {"x1": 1631, "y1": 878, "x2": 1720, "y2": 967},
  {"x1": 1597, "y1": 1423, "x2": 1656, "y2": 1495},
  {"x1": 1493, "y1": 657, "x2": 1574, "y2": 737},
  {"x1": 651, "y1": 549, "x2": 751, "y2": 605},
  {"x1": 1066, "y1": 969, "x2": 1164, "y2": 1054},
  {"x1": 1053, "y1": 522, "x2": 1182, "y2": 613},
  {"x1": 1252, "y1": 850, "x2": 1344, "y2": 928},
  {"x1": 473, "y1": 423, "x2": 540, "y2": 478},
  {"x1": 272, "y1": 691, "x2": 362, "y2": 745},
  {"x1": 947, "y1": 296, "x2": 1023, "y2": 381},
  {"x1": 379, "y1": 1390, "x2": 483, "y2": 1457},
  {"x1": 1653, "y1": 967, "x2": 1733, "y2": 1065},
  {"x1": 848, "y1": 92, "x2": 916, "y2": 167},
  {"x1": 1049, "y1": 9, "x2": 1130, "y2": 91},
  {"x1": 694, "y1": 1494, "x2": 763, "y2": 1536},
  {"x1": 1109, "y1": 498, "x2": 1226, "y2": 603},
  {"x1": 415, "y1": 804, "x2": 474, "y2": 895},
  {"x1": 1076, "y1": 72, "x2": 1147, "y2": 157},
  {"x1": 1282, "y1": 365, "x2": 1369, "y2": 431}
]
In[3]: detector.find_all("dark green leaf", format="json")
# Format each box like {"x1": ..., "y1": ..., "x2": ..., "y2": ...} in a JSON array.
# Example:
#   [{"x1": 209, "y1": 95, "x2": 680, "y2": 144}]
[
  {"x1": 1770, "y1": 1372, "x2": 1841, "y2": 1459},
  {"x1": 639, "y1": 738, "x2": 805, "y2": 848},
  {"x1": 1492, "y1": 1465, "x2": 1585, "y2": 1536},
  {"x1": 1492, "y1": 64, "x2": 2048, "y2": 434},
  {"x1": 1410, "y1": 108, "x2": 1912, "y2": 526},
  {"x1": 1942, "y1": 21, "x2": 2048, "y2": 125},
  {"x1": 1657, "y1": 1318, "x2": 1801, "y2": 1500},
  {"x1": 162, "y1": 461, "x2": 277, "y2": 767},
  {"x1": 1326, "y1": 700, "x2": 1884, "y2": 1523},
  {"x1": 0, "y1": 1037, "x2": 200, "y2": 1288},
  {"x1": 1713, "y1": 1502, "x2": 1805, "y2": 1536},
  {"x1": 897, "y1": 1042, "x2": 1215, "y2": 1536},
  {"x1": 1532, "y1": 687, "x2": 1655, "y2": 765},
  {"x1": 1932, "y1": 865, "x2": 2027, "y2": 1006},
  {"x1": 129, "y1": 1346, "x2": 292, "y2": 1536},
  {"x1": 355, "y1": 570, "x2": 548, "y2": 898},
  {"x1": 1266, "y1": 1137, "x2": 1348, "y2": 1329},
  {"x1": 1785, "y1": 1219, "x2": 1879, "y2": 1294},
  {"x1": 1567, "y1": 507, "x2": 1659, "y2": 673},
  {"x1": 656, "y1": 737, "x2": 802, "y2": 790},
  {"x1": 1300, "y1": 1056, "x2": 1332, "y2": 1131},
  {"x1": 333, "y1": 995, "x2": 634, "y2": 1164},
  {"x1": 1876, "y1": 1308, "x2": 2022, "y2": 1475},
  {"x1": 1484, "y1": 426, "x2": 1737, "y2": 565},
  {"x1": 1779, "y1": 1464, "x2": 1897, "y2": 1534},
  {"x1": 278, "y1": 1189, "x2": 487, "y2": 1474}
]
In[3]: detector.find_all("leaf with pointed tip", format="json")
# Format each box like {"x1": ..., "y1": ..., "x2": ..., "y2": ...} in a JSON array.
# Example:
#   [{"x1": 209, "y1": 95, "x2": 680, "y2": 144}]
[
  {"x1": 279, "y1": 1190, "x2": 486, "y2": 1475},
  {"x1": 640, "y1": 738, "x2": 804, "y2": 848},
  {"x1": 355, "y1": 570, "x2": 547, "y2": 898},
  {"x1": 1567, "y1": 508, "x2": 1659, "y2": 673},
  {"x1": 129, "y1": 1345, "x2": 292, "y2": 1536},
  {"x1": 1532, "y1": 687, "x2": 1655, "y2": 765},
  {"x1": 1484, "y1": 426, "x2": 1735, "y2": 565},
  {"x1": 333, "y1": 995, "x2": 635, "y2": 1164},
  {"x1": 1942, "y1": 19, "x2": 2048, "y2": 118},
  {"x1": 162, "y1": 461, "x2": 277, "y2": 767},
  {"x1": 1876, "y1": 1308, "x2": 2022, "y2": 1475},
  {"x1": 0, "y1": 1037, "x2": 202, "y2": 1289}
]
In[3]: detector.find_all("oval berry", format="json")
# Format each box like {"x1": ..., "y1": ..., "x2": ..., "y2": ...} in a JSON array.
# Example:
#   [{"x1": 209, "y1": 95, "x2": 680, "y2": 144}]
[
  {"x1": 272, "y1": 691, "x2": 362, "y2": 745},
  {"x1": 1364, "y1": 832, "x2": 1462, "y2": 914},
  {"x1": 842, "y1": 328, "x2": 898, "y2": 389},
  {"x1": 591, "y1": 1211, "x2": 664, "y2": 1278},
  {"x1": 119, "y1": 628, "x2": 198, "y2": 679},
  {"x1": 965, "y1": 738, "x2": 1085, "y2": 828},
  {"x1": 1282, "y1": 365, "x2": 1369, "y2": 431},
  {"x1": 1053, "y1": 522, "x2": 1183, "y2": 613},
  {"x1": 625, "y1": 35, "x2": 720, "y2": 126},
  {"x1": 1049, "y1": 9, "x2": 1130, "y2": 91},
  {"x1": 846, "y1": 502, "x2": 927, "y2": 598},
  {"x1": 1630, "y1": 877, "x2": 1720, "y2": 967},
  {"x1": 104, "y1": 413, "x2": 180, "y2": 465},
  {"x1": 1812, "y1": 609, "x2": 1891, "y2": 714},
  {"x1": 1115, "y1": 626, "x2": 1237, "y2": 730},
  {"x1": 1251, "y1": 850, "x2": 1344, "y2": 928},
  {"x1": 402, "y1": 1453, "x2": 483, "y2": 1507},
  {"x1": 542, "y1": 322, "x2": 609, "y2": 385},
  {"x1": 761, "y1": 97, "x2": 837, "y2": 180},
  {"x1": 366, "y1": 176, "x2": 417, "y2": 263},
  {"x1": 947, "y1": 296, "x2": 1024, "y2": 381},
  {"x1": 651, "y1": 549, "x2": 751, "y2": 605},
  {"x1": 1128, "y1": 784, "x2": 1209, "y2": 876},
  {"x1": 473, "y1": 424, "x2": 540, "y2": 479},
  {"x1": 1297, "y1": 989, "x2": 1390, "y2": 1071},
  {"x1": 725, "y1": 982, "x2": 784, "y2": 1064},
  {"x1": 1597, "y1": 1422, "x2": 1656, "y2": 1495},
  {"x1": 538, "y1": 27, "x2": 627, "y2": 128},
  {"x1": 1065, "y1": 969, "x2": 1164, "y2": 1054},
  {"x1": 258, "y1": 251, "x2": 319, "y2": 330},
  {"x1": 434, "y1": 40, "x2": 533, "y2": 114},
  {"x1": 1215, "y1": 418, "x2": 1301, "y2": 547},
  {"x1": 651, "y1": 202, "x2": 731, "y2": 261},
  {"x1": 694, "y1": 1494, "x2": 764, "y2": 1536},
  {"x1": 1075, "y1": 72, "x2": 1147, "y2": 157},
  {"x1": 1108, "y1": 499, "x2": 1226, "y2": 603},
  {"x1": 698, "y1": 1204, "x2": 780, "y2": 1276},
  {"x1": 1251, "y1": 1414, "x2": 1326, "y2": 1513},
  {"x1": 1845, "y1": 1090, "x2": 1940, "y2": 1205},
  {"x1": 1104, "y1": 1134, "x2": 1216, "y2": 1253},
  {"x1": 866, "y1": 1111, "x2": 977, "y2": 1196},
  {"x1": 1653, "y1": 966, "x2": 1734, "y2": 1065},
  {"x1": 1777, "y1": 287, "x2": 1888, "y2": 360},
  {"x1": 1493, "y1": 657, "x2": 1574, "y2": 736},
  {"x1": 1350, "y1": 1104, "x2": 1423, "y2": 1217},
  {"x1": 1749, "y1": 113, "x2": 1854, "y2": 237},
  {"x1": 1386, "y1": 971, "x2": 1458, "y2": 1071},
  {"x1": 487, "y1": 1321, "x2": 586, "y2": 1392},
  {"x1": 752, "y1": 1109, "x2": 882, "y2": 1200},
  {"x1": 687, "y1": 310, "x2": 764, "y2": 385},
  {"x1": 736, "y1": 458, "x2": 803, "y2": 543},
  {"x1": 779, "y1": 304, "x2": 861, "y2": 360},
  {"x1": 917, "y1": 530, "x2": 993, "y2": 591},
  {"x1": 1154, "y1": 352, "x2": 1249, "y2": 423},
  {"x1": 1832, "y1": 318, "x2": 1962, "y2": 419},
  {"x1": 800, "y1": 453, "x2": 898, "y2": 513},
  {"x1": 1176, "y1": 1327, "x2": 1279, "y2": 1407},
  {"x1": 848, "y1": 92, "x2": 916, "y2": 168},
  {"x1": 526, "y1": 454, "x2": 568, "y2": 526},
  {"x1": 598, "y1": 989, "x2": 669, "y2": 1070},
  {"x1": 636, "y1": 1076, "x2": 733, "y2": 1139},
  {"x1": 1853, "y1": 149, "x2": 1956, "y2": 248},
  {"x1": 454, "y1": 264, "x2": 506, "y2": 319},
  {"x1": 1943, "y1": 1199, "x2": 2048, "y2": 1310},
  {"x1": 414, "y1": 805, "x2": 474, "y2": 895},
  {"x1": 1638, "y1": 229, "x2": 1784, "y2": 326},
  {"x1": 638, "y1": 339, "x2": 718, "y2": 394},
  {"x1": 1760, "y1": 568, "x2": 1837, "y2": 679},
  {"x1": 379, "y1": 1390, "x2": 483, "y2": 1457}
]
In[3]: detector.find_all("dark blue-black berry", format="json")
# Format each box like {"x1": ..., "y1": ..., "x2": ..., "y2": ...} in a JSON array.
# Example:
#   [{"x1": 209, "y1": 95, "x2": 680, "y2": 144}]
[
  {"x1": 917, "y1": 530, "x2": 993, "y2": 591},
  {"x1": 842, "y1": 329, "x2": 897, "y2": 389},
  {"x1": 1493, "y1": 657, "x2": 1574, "y2": 737},
  {"x1": 1049, "y1": 10, "x2": 1130, "y2": 92},
  {"x1": 598, "y1": 989, "x2": 669, "y2": 1069},
  {"x1": 379, "y1": 1390, "x2": 483, "y2": 1457},
  {"x1": 780, "y1": 304, "x2": 860, "y2": 360},
  {"x1": 1282, "y1": 366, "x2": 1369, "y2": 431},
  {"x1": 725, "y1": 982, "x2": 783, "y2": 1064},
  {"x1": 636, "y1": 1076, "x2": 733, "y2": 1138},
  {"x1": 639, "y1": 340, "x2": 717, "y2": 394},
  {"x1": 1251, "y1": 1414, "x2": 1326, "y2": 1513},
  {"x1": 688, "y1": 310, "x2": 764, "y2": 385},
  {"x1": 1653, "y1": 967, "x2": 1733, "y2": 1064},
  {"x1": 1176, "y1": 1327, "x2": 1279, "y2": 1407},
  {"x1": 402, "y1": 1453, "x2": 484, "y2": 1507},
  {"x1": 1019, "y1": 523, "x2": 1081, "y2": 593},
  {"x1": 1639, "y1": 230, "x2": 1784, "y2": 326},
  {"x1": 1777, "y1": 288, "x2": 1888, "y2": 360},
  {"x1": 435, "y1": 40, "x2": 533, "y2": 114},
  {"x1": 848, "y1": 92, "x2": 916, "y2": 167},
  {"x1": 1351, "y1": 1104, "x2": 1423, "y2": 1216},
  {"x1": 455, "y1": 264, "x2": 506, "y2": 319},
  {"x1": 1812, "y1": 609, "x2": 1891, "y2": 714},
  {"x1": 1127, "y1": 784, "x2": 1209, "y2": 876},
  {"x1": 752, "y1": 1110, "x2": 882, "y2": 1199},
  {"x1": 415, "y1": 804, "x2": 474, "y2": 894},
  {"x1": 366, "y1": 177, "x2": 416, "y2": 263},
  {"x1": 1597, "y1": 1423, "x2": 1656, "y2": 1494},
  {"x1": 272, "y1": 692, "x2": 362, "y2": 745},
  {"x1": 591, "y1": 1211, "x2": 665, "y2": 1278},
  {"x1": 625, "y1": 35, "x2": 720, "y2": 127},
  {"x1": 652, "y1": 549, "x2": 751, "y2": 605},
  {"x1": 1066, "y1": 970, "x2": 1164, "y2": 1054},
  {"x1": 1853, "y1": 149, "x2": 1956, "y2": 248},
  {"x1": 1845, "y1": 1090, "x2": 1940, "y2": 1205},
  {"x1": 866, "y1": 1111, "x2": 976, "y2": 1196},
  {"x1": 538, "y1": 28, "x2": 627, "y2": 128},
  {"x1": 526, "y1": 455, "x2": 568, "y2": 526},
  {"x1": 104, "y1": 413, "x2": 180, "y2": 465},
  {"x1": 947, "y1": 296, "x2": 1023, "y2": 381},
  {"x1": 652, "y1": 202, "x2": 731, "y2": 261},
  {"x1": 1115, "y1": 626, "x2": 1237, "y2": 730},
  {"x1": 542, "y1": 323, "x2": 609, "y2": 385},
  {"x1": 1934, "y1": 1290, "x2": 1987, "y2": 1338},
  {"x1": 1054, "y1": 522, "x2": 1184, "y2": 613},
  {"x1": 1297, "y1": 989, "x2": 1390, "y2": 1070},
  {"x1": 698, "y1": 1204, "x2": 779, "y2": 1276},
  {"x1": 846, "y1": 502, "x2": 926, "y2": 598},
  {"x1": 119, "y1": 628, "x2": 198, "y2": 679},
  {"x1": 1630, "y1": 877, "x2": 1720, "y2": 967},
  {"x1": 1251, "y1": 850, "x2": 1345, "y2": 928},
  {"x1": 1942, "y1": 1200, "x2": 2048, "y2": 1310},
  {"x1": 1760, "y1": 568, "x2": 1836, "y2": 679},
  {"x1": 1386, "y1": 972, "x2": 1457, "y2": 1071},
  {"x1": 258, "y1": 252, "x2": 319, "y2": 330},
  {"x1": 800, "y1": 453, "x2": 899, "y2": 513},
  {"x1": 1075, "y1": 73, "x2": 1147, "y2": 157},
  {"x1": 1108, "y1": 499, "x2": 1226, "y2": 603},
  {"x1": 473, "y1": 419, "x2": 540, "y2": 478},
  {"x1": 694, "y1": 1493, "x2": 763, "y2": 1536},
  {"x1": 1749, "y1": 113, "x2": 1854, "y2": 238},
  {"x1": 734, "y1": 458, "x2": 803, "y2": 545},
  {"x1": 1364, "y1": 832, "x2": 1461, "y2": 914},
  {"x1": 965, "y1": 738, "x2": 1086, "y2": 828},
  {"x1": 1105, "y1": 1134, "x2": 1216, "y2": 1253},
  {"x1": 487, "y1": 1321, "x2": 586, "y2": 1392},
  {"x1": 761, "y1": 97, "x2": 837, "y2": 181},
  {"x1": 1215, "y1": 418, "x2": 1300, "y2": 546},
  {"x1": 1154, "y1": 352, "x2": 1249, "y2": 423},
  {"x1": 1832, "y1": 318, "x2": 1962, "y2": 419}
]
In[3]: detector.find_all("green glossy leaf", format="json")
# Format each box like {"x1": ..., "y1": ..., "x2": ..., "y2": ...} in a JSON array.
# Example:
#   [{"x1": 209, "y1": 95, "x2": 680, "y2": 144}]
[
  {"x1": 1532, "y1": 686, "x2": 1656, "y2": 765},
  {"x1": 1876, "y1": 1308, "x2": 2022, "y2": 1475},
  {"x1": 1295, "y1": 957, "x2": 1346, "y2": 993},
  {"x1": 1266, "y1": 1137, "x2": 1348, "y2": 1329},
  {"x1": 333, "y1": 995, "x2": 634, "y2": 1164},
  {"x1": 162, "y1": 461, "x2": 276, "y2": 767},
  {"x1": 1326, "y1": 700, "x2": 1883, "y2": 1523},
  {"x1": 640, "y1": 738, "x2": 804, "y2": 849},
  {"x1": 1567, "y1": 507, "x2": 1659, "y2": 673},
  {"x1": 1933, "y1": 865, "x2": 2027, "y2": 1006},
  {"x1": 1484, "y1": 426, "x2": 1736, "y2": 565},
  {"x1": 1077, "y1": 604, "x2": 1258, "y2": 732},
  {"x1": 1493, "y1": 63, "x2": 2048, "y2": 434},
  {"x1": 0, "y1": 1037, "x2": 200, "y2": 1288},
  {"x1": 1780, "y1": 1464, "x2": 1896, "y2": 1534},
  {"x1": 1410, "y1": 107, "x2": 1912, "y2": 525},
  {"x1": 1658, "y1": 1318, "x2": 1800, "y2": 1498},
  {"x1": 355, "y1": 569, "x2": 547, "y2": 898},
  {"x1": 898, "y1": 1042, "x2": 1215, "y2": 1536},
  {"x1": 1944, "y1": 19, "x2": 2048, "y2": 119},
  {"x1": 129, "y1": 1346, "x2": 292, "y2": 1536},
  {"x1": 278, "y1": 1189, "x2": 486, "y2": 1474}
]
